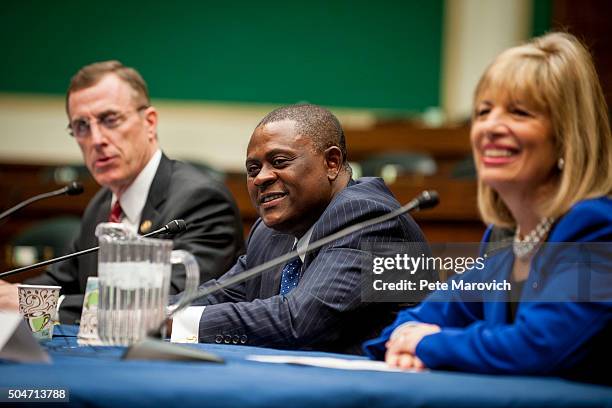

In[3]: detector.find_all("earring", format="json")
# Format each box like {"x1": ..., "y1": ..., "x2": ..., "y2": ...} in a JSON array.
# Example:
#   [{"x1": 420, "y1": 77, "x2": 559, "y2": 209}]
[{"x1": 557, "y1": 158, "x2": 565, "y2": 171}]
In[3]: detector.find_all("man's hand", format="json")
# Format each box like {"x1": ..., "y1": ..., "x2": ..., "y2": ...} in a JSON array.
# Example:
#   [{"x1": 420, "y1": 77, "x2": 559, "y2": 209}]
[
  {"x1": 0, "y1": 280, "x2": 20, "y2": 311},
  {"x1": 384, "y1": 322, "x2": 441, "y2": 370}
]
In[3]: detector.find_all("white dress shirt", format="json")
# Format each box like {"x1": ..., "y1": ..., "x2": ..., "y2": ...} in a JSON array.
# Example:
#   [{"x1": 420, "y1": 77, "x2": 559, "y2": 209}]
[
  {"x1": 171, "y1": 226, "x2": 314, "y2": 343},
  {"x1": 110, "y1": 149, "x2": 162, "y2": 231}
]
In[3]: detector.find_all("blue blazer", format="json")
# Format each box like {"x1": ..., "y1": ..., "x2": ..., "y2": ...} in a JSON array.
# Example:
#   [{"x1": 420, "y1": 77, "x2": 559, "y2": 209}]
[
  {"x1": 192, "y1": 177, "x2": 429, "y2": 354},
  {"x1": 363, "y1": 197, "x2": 612, "y2": 383}
]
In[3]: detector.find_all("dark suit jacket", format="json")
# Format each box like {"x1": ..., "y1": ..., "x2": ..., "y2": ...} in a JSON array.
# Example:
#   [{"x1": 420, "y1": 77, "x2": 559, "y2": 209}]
[
  {"x1": 192, "y1": 177, "x2": 429, "y2": 354},
  {"x1": 28, "y1": 154, "x2": 245, "y2": 324}
]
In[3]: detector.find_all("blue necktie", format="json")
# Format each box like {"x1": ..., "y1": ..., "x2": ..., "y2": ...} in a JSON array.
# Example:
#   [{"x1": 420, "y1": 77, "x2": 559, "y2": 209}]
[{"x1": 279, "y1": 258, "x2": 302, "y2": 295}]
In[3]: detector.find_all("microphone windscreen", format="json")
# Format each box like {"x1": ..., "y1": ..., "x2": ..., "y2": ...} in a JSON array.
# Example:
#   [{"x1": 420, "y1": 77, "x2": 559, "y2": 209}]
[
  {"x1": 66, "y1": 181, "x2": 84, "y2": 196},
  {"x1": 417, "y1": 190, "x2": 439, "y2": 210},
  {"x1": 165, "y1": 219, "x2": 186, "y2": 234}
]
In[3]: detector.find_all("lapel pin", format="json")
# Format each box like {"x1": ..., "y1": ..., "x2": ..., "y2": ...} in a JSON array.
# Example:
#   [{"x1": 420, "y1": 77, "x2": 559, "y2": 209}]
[{"x1": 140, "y1": 220, "x2": 152, "y2": 234}]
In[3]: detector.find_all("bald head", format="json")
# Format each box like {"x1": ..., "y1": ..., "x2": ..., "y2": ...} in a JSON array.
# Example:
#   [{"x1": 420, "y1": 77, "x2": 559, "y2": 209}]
[{"x1": 257, "y1": 104, "x2": 348, "y2": 167}]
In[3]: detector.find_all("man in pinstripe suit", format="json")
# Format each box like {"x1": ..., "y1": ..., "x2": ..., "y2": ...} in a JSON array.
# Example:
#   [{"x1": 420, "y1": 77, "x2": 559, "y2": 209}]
[{"x1": 171, "y1": 104, "x2": 428, "y2": 354}]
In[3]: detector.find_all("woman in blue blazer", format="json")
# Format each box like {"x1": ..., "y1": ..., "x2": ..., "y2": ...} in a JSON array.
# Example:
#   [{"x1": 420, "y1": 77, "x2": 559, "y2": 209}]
[{"x1": 363, "y1": 32, "x2": 612, "y2": 383}]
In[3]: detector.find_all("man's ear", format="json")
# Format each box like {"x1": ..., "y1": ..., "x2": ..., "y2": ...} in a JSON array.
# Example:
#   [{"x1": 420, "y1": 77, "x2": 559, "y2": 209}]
[
  {"x1": 144, "y1": 106, "x2": 158, "y2": 141},
  {"x1": 324, "y1": 146, "x2": 343, "y2": 181}
]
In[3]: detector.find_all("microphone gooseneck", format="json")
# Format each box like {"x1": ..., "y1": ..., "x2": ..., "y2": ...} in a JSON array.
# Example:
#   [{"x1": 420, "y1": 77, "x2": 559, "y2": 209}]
[
  {"x1": 0, "y1": 182, "x2": 85, "y2": 221},
  {"x1": 0, "y1": 219, "x2": 187, "y2": 279},
  {"x1": 151, "y1": 190, "x2": 440, "y2": 336}
]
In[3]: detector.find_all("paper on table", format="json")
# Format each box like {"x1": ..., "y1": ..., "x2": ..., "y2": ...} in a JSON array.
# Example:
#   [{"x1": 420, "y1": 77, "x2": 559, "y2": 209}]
[
  {"x1": 247, "y1": 355, "x2": 417, "y2": 373},
  {"x1": 0, "y1": 312, "x2": 50, "y2": 363}
]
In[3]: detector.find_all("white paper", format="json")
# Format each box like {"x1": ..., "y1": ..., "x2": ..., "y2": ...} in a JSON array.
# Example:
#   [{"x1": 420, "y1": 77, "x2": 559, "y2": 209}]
[
  {"x1": 0, "y1": 312, "x2": 50, "y2": 363},
  {"x1": 0, "y1": 312, "x2": 21, "y2": 348},
  {"x1": 247, "y1": 355, "x2": 416, "y2": 373}
]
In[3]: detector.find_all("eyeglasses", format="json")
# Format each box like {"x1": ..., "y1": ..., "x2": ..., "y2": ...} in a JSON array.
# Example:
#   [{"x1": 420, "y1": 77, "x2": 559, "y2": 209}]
[{"x1": 67, "y1": 105, "x2": 149, "y2": 138}]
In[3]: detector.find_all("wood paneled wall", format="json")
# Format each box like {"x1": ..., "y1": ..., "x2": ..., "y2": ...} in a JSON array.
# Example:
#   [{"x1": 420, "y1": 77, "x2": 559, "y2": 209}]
[{"x1": 0, "y1": 123, "x2": 485, "y2": 275}]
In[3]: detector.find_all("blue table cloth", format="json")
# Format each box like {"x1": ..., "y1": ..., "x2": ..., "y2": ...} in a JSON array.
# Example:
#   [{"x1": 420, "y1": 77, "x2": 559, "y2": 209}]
[{"x1": 0, "y1": 325, "x2": 611, "y2": 407}]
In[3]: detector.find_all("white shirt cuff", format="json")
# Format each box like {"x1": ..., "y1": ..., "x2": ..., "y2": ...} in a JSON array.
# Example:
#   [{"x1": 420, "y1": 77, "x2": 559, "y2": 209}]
[{"x1": 171, "y1": 306, "x2": 205, "y2": 343}]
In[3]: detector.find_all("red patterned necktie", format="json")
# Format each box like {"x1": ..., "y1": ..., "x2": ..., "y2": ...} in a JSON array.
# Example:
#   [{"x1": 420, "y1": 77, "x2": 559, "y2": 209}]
[{"x1": 109, "y1": 201, "x2": 123, "y2": 223}]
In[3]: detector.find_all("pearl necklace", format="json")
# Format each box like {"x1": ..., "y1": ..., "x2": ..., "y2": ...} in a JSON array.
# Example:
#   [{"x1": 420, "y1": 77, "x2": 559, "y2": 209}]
[{"x1": 513, "y1": 217, "x2": 554, "y2": 259}]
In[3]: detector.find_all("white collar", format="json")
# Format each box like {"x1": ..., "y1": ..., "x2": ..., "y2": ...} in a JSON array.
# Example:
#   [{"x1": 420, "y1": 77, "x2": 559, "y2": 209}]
[
  {"x1": 295, "y1": 225, "x2": 315, "y2": 263},
  {"x1": 111, "y1": 149, "x2": 162, "y2": 226}
]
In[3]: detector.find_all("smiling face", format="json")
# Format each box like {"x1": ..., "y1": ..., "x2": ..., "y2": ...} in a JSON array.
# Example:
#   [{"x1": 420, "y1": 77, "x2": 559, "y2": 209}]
[
  {"x1": 246, "y1": 119, "x2": 339, "y2": 237},
  {"x1": 67, "y1": 73, "x2": 158, "y2": 195},
  {"x1": 471, "y1": 91, "x2": 558, "y2": 199}
]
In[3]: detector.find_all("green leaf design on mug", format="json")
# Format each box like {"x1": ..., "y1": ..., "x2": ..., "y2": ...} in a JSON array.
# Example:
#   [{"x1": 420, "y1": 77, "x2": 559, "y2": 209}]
[
  {"x1": 25, "y1": 311, "x2": 50, "y2": 332},
  {"x1": 86, "y1": 290, "x2": 99, "y2": 308}
]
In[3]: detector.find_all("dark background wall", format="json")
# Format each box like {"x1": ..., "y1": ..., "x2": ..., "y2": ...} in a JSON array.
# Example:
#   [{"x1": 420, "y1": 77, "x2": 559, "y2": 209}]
[
  {"x1": 551, "y1": 0, "x2": 612, "y2": 109},
  {"x1": 0, "y1": 1, "x2": 444, "y2": 112}
]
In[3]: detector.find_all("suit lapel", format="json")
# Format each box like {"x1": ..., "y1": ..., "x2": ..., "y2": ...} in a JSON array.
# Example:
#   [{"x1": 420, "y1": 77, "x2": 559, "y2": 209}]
[
  {"x1": 79, "y1": 190, "x2": 111, "y2": 289},
  {"x1": 302, "y1": 178, "x2": 355, "y2": 268},
  {"x1": 260, "y1": 234, "x2": 296, "y2": 298},
  {"x1": 483, "y1": 251, "x2": 513, "y2": 323},
  {"x1": 96, "y1": 191, "x2": 113, "y2": 229},
  {"x1": 138, "y1": 153, "x2": 172, "y2": 235}
]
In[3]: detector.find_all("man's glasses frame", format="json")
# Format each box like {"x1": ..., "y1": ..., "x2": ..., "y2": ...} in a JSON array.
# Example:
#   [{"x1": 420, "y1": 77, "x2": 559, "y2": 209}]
[{"x1": 66, "y1": 105, "x2": 149, "y2": 138}]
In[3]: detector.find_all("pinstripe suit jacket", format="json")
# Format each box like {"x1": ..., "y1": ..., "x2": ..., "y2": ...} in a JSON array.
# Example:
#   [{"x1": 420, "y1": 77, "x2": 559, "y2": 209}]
[{"x1": 193, "y1": 177, "x2": 428, "y2": 354}]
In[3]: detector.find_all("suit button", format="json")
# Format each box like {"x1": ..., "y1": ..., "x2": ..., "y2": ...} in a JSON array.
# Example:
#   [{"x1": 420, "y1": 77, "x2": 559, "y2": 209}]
[
  {"x1": 224, "y1": 335, "x2": 232, "y2": 344},
  {"x1": 240, "y1": 335, "x2": 248, "y2": 344},
  {"x1": 214, "y1": 335, "x2": 223, "y2": 344},
  {"x1": 532, "y1": 282, "x2": 539, "y2": 289},
  {"x1": 232, "y1": 335, "x2": 240, "y2": 344}
]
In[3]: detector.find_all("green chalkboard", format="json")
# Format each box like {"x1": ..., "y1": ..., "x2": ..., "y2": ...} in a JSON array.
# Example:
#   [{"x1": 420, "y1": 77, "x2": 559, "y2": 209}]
[
  {"x1": 0, "y1": 1, "x2": 444, "y2": 111},
  {"x1": 532, "y1": 0, "x2": 553, "y2": 37}
]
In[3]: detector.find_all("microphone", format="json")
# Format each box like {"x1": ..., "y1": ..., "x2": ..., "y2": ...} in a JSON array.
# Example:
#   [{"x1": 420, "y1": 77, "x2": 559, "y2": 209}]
[
  {"x1": 65, "y1": 181, "x2": 85, "y2": 196},
  {"x1": 151, "y1": 190, "x2": 439, "y2": 336},
  {"x1": 414, "y1": 190, "x2": 439, "y2": 211},
  {"x1": 0, "y1": 182, "x2": 85, "y2": 221},
  {"x1": 163, "y1": 219, "x2": 187, "y2": 235},
  {"x1": 0, "y1": 219, "x2": 187, "y2": 279}
]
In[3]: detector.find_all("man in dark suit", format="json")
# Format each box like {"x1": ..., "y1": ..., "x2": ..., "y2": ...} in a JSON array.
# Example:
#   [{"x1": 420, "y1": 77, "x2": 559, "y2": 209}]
[
  {"x1": 171, "y1": 104, "x2": 428, "y2": 354},
  {"x1": 0, "y1": 61, "x2": 245, "y2": 323}
]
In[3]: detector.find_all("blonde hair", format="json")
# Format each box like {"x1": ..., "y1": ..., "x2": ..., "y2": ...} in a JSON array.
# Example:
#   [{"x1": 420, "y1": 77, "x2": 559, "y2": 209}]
[{"x1": 473, "y1": 32, "x2": 612, "y2": 228}]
